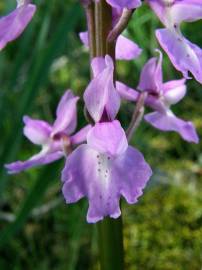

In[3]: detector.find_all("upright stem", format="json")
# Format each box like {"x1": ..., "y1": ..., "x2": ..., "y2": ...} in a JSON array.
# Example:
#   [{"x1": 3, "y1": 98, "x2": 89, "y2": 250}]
[
  {"x1": 97, "y1": 217, "x2": 124, "y2": 270},
  {"x1": 94, "y1": 1, "x2": 124, "y2": 269},
  {"x1": 95, "y1": 0, "x2": 114, "y2": 57}
]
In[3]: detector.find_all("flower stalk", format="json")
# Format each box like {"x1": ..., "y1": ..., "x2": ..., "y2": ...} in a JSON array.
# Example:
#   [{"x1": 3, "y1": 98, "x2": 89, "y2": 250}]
[{"x1": 87, "y1": 1, "x2": 124, "y2": 269}]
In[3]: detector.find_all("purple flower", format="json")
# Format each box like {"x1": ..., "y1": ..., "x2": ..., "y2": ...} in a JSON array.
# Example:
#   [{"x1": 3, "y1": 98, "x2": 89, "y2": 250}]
[
  {"x1": 147, "y1": 0, "x2": 202, "y2": 83},
  {"x1": 84, "y1": 55, "x2": 121, "y2": 122},
  {"x1": 61, "y1": 55, "x2": 152, "y2": 222},
  {"x1": 79, "y1": 31, "x2": 142, "y2": 61},
  {"x1": 0, "y1": 0, "x2": 36, "y2": 50},
  {"x1": 117, "y1": 50, "x2": 199, "y2": 143},
  {"x1": 5, "y1": 90, "x2": 91, "y2": 173},
  {"x1": 62, "y1": 120, "x2": 152, "y2": 223}
]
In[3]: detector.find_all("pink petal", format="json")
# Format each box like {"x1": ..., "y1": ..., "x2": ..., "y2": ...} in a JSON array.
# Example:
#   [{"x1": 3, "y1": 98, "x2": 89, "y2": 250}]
[
  {"x1": 70, "y1": 124, "x2": 92, "y2": 145},
  {"x1": 23, "y1": 116, "x2": 52, "y2": 145},
  {"x1": 0, "y1": 3, "x2": 36, "y2": 50},
  {"x1": 163, "y1": 79, "x2": 187, "y2": 105},
  {"x1": 87, "y1": 121, "x2": 128, "y2": 157},
  {"x1": 145, "y1": 111, "x2": 199, "y2": 143},
  {"x1": 115, "y1": 35, "x2": 142, "y2": 60},
  {"x1": 52, "y1": 90, "x2": 79, "y2": 136},
  {"x1": 84, "y1": 55, "x2": 120, "y2": 122},
  {"x1": 137, "y1": 50, "x2": 163, "y2": 92},
  {"x1": 91, "y1": 57, "x2": 106, "y2": 77},
  {"x1": 170, "y1": 1, "x2": 202, "y2": 24},
  {"x1": 116, "y1": 81, "x2": 139, "y2": 101},
  {"x1": 156, "y1": 28, "x2": 202, "y2": 84},
  {"x1": 112, "y1": 146, "x2": 152, "y2": 204},
  {"x1": 5, "y1": 151, "x2": 63, "y2": 174}
]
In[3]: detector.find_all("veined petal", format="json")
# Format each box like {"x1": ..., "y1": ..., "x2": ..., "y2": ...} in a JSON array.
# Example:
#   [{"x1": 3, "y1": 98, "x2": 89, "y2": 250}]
[
  {"x1": 0, "y1": 3, "x2": 36, "y2": 50},
  {"x1": 156, "y1": 28, "x2": 202, "y2": 84},
  {"x1": 116, "y1": 35, "x2": 142, "y2": 60},
  {"x1": 5, "y1": 150, "x2": 63, "y2": 174},
  {"x1": 106, "y1": 0, "x2": 141, "y2": 9},
  {"x1": 137, "y1": 50, "x2": 163, "y2": 93},
  {"x1": 52, "y1": 90, "x2": 79, "y2": 136},
  {"x1": 163, "y1": 78, "x2": 187, "y2": 105},
  {"x1": 145, "y1": 111, "x2": 199, "y2": 143},
  {"x1": 84, "y1": 55, "x2": 120, "y2": 122},
  {"x1": 116, "y1": 81, "x2": 139, "y2": 101},
  {"x1": 70, "y1": 124, "x2": 92, "y2": 145},
  {"x1": 87, "y1": 120, "x2": 128, "y2": 157},
  {"x1": 23, "y1": 116, "x2": 52, "y2": 145}
]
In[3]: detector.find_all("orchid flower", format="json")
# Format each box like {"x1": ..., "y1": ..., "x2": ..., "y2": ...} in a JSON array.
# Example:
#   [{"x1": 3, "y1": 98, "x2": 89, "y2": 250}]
[
  {"x1": 147, "y1": 0, "x2": 202, "y2": 84},
  {"x1": 62, "y1": 55, "x2": 152, "y2": 223},
  {"x1": 79, "y1": 31, "x2": 142, "y2": 61},
  {"x1": 5, "y1": 90, "x2": 91, "y2": 174},
  {"x1": 0, "y1": 0, "x2": 36, "y2": 50},
  {"x1": 117, "y1": 51, "x2": 199, "y2": 143}
]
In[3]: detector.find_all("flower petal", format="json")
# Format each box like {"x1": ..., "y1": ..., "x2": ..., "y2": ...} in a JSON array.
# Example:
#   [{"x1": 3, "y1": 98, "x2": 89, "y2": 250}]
[
  {"x1": 23, "y1": 116, "x2": 52, "y2": 145},
  {"x1": 137, "y1": 50, "x2": 163, "y2": 92},
  {"x1": 115, "y1": 35, "x2": 142, "y2": 60},
  {"x1": 70, "y1": 124, "x2": 92, "y2": 145},
  {"x1": 116, "y1": 81, "x2": 139, "y2": 101},
  {"x1": 170, "y1": 1, "x2": 202, "y2": 24},
  {"x1": 5, "y1": 151, "x2": 63, "y2": 174},
  {"x1": 62, "y1": 145, "x2": 122, "y2": 223},
  {"x1": 145, "y1": 111, "x2": 199, "y2": 143},
  {"x1": 0, "y1": 4, "x2": 36, "y2": 50},
  {"x1": 163, "y1": 78, "x2": 187, "y2": 105},
  {"x1": 112, "y1": 146, "x2": 152, "y2": 204},
  {"x1": 52, "y1": 90, "x2": 79, "y2": 136},
  {"x1": 156, "y1": 28, "x2": 202, "y2": 84},
  {"x1": 84, "y1": 55, "x2": 120, "y2": 122},
  {"x1": 87, "y1": 120, "x2": 128, "y2": 157}
]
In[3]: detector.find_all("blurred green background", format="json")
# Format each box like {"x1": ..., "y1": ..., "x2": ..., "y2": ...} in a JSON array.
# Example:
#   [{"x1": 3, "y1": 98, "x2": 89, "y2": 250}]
[{"x1": 0, "y1": 0, "x2": 202, "y2": 269}]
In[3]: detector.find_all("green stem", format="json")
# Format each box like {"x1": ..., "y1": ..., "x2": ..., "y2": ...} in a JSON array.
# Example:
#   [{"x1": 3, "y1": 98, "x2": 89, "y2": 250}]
[
  {"x1": 97, "y1": 217, "x2": 124, "y2": 270},
  {"x1": 93, "y1": 1, "x2": 124, "y2": 269}
]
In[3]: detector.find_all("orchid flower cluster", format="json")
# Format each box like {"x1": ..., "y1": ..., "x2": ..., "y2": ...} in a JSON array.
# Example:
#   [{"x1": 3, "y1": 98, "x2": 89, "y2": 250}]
[{"x1": 2, "y1": 0, "x2": 202, "y2": 223}]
